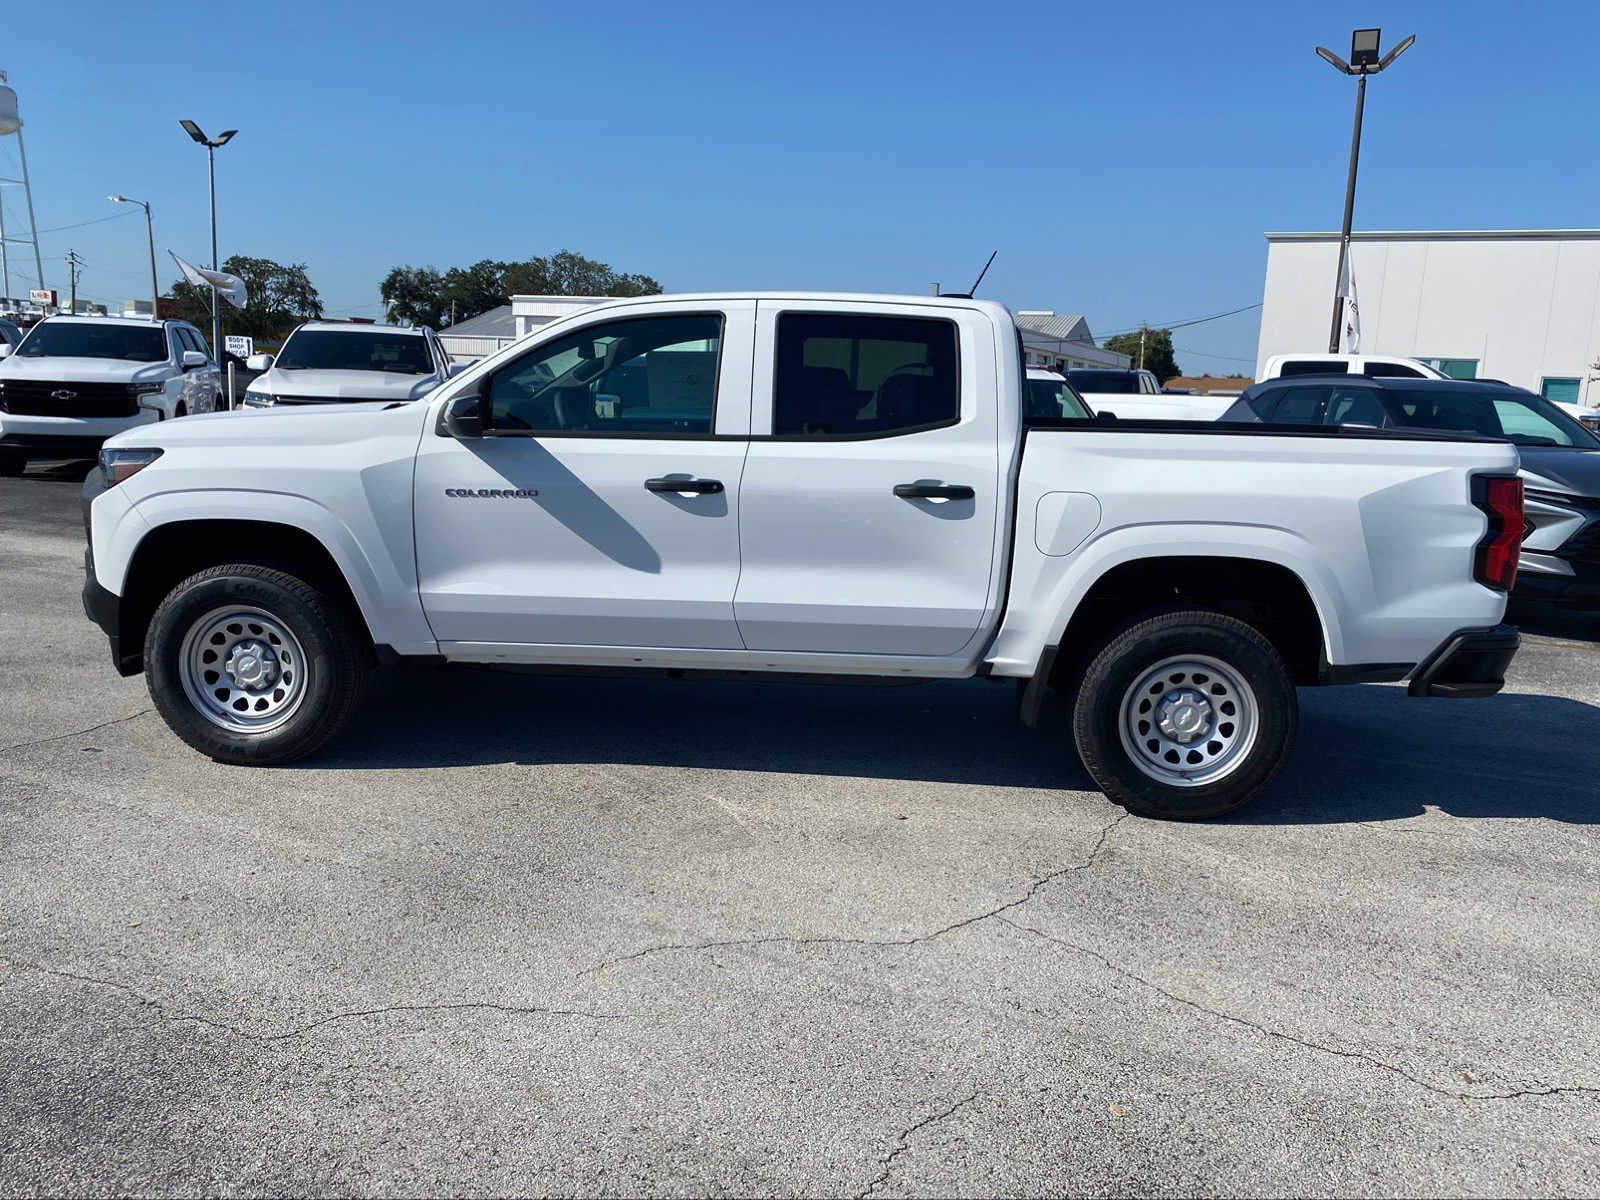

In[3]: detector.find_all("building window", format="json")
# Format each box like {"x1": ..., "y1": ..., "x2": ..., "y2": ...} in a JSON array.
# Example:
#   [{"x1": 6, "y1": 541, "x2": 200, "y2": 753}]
[
  {"x1": 1417, "y1": 357, "x2": 1479, "y2": 380},
  {"x1": 1541, "y1": 377, "x2": 1581, "y2": 405}
]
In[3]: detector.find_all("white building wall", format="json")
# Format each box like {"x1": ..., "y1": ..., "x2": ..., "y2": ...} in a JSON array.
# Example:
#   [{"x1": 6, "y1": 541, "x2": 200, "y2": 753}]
[{"x1": 1258, "y1": 232, "x2": 1600, "y2": 407}]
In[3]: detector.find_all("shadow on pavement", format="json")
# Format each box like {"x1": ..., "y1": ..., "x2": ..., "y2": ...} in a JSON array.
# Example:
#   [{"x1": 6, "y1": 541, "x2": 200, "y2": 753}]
[
  {"x1": 323, "y1": 666, "x2": 1092, "y2": 791},
  {"x1": 1237, "y1": 684, "x2": 1600, "y2": 825},
  {"x1": 317, "y1": 663, "x2": 1599, "y2": 824}
]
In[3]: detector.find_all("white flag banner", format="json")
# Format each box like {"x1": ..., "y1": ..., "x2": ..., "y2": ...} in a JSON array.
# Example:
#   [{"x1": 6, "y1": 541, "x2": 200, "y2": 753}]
[
  {"x1": 169, "y1": 250, "x2": 248, "y2": 310},
  {"x1": 1338, "y1": 254, "x2": 1361, "y2": 354}
]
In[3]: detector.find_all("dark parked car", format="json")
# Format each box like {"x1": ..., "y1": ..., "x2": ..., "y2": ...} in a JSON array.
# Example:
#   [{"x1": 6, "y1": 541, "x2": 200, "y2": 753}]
[{"x1": 1220, "y1": 375, "x2": 1600, "y2": 607}]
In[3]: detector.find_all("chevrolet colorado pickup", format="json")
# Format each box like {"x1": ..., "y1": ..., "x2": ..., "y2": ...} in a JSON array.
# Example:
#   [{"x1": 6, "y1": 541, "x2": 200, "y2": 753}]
[{"x1": 81, "y1": 293, "x2": 1525, "y2": 819}]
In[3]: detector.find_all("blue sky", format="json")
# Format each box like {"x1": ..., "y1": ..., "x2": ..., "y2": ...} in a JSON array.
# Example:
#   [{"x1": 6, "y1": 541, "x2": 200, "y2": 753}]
[{"x1": 3, "y1": 0, "x2": 1595, "y2": 373}]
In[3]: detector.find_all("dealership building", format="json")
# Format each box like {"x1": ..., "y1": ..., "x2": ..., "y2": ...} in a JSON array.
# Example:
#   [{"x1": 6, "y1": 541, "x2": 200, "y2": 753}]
[{"x1": 1257, "y1": 229, "x2": 1600, "y2": 409}]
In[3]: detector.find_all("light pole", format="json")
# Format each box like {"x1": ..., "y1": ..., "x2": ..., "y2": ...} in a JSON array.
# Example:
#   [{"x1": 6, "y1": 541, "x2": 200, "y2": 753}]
[
  {"x1": 108, "y1": 195, "x2": 158, "y2": 321},
  {"x1": 178, "y1": 120, "x2": 236, "y2": 354},
  {"x1": 1316, "y1": 28, "x2": 1414, "y2": 353}
]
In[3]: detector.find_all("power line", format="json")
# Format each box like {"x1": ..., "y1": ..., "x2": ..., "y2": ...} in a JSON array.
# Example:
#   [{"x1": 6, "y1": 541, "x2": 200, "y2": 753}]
[
  {"x1": 32, "y1": 209, "x2": 140, "y2": 236},
  {"x1": 1093, "y1": 302, "x2": 1263, "y2": 345}
]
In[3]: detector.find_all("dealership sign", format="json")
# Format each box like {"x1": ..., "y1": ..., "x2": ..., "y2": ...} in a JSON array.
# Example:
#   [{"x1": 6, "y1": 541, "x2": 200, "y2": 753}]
[{"x1": 29, "y1": 289, "x2": 56, "y2": 306}]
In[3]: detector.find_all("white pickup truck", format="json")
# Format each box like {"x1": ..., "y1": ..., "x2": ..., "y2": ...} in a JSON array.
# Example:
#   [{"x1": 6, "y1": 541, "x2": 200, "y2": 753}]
[
  {"x1": 81, "y1": 293, "x2": 1525, "y2": 820},
  {"x1": 1065, "y1": 368, "x2": 1237, "y2": 422}
]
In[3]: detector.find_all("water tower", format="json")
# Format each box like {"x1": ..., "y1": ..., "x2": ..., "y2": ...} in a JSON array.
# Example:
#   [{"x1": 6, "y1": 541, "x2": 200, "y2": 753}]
[{"x1": 0, "y1": 70, "x2": 45, "y2": 310}]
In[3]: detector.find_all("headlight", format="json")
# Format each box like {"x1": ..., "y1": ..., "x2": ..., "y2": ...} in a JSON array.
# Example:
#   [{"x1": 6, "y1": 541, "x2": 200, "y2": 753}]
[
  {"x1": 129, "y1": 381, "x2": 165, "y2": 398},
  {"x1": 243, "y1": 390, "x2": 275, "y2": 407},
  {"x1": 99, "y1": 446, "x2": 163, "y2": 487}
]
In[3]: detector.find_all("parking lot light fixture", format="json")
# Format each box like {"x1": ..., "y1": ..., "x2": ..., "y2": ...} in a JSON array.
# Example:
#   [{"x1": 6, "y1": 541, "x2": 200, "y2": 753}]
[
  {"x1": 109, "y1": 195, "x2": 158, "y2": 322},
  {"x1": 178, "y1": 119, "x2": 238, "y2": 355},
  {"x1": 1317, "y1": 29, "x2": 1415, "y2": 353}
]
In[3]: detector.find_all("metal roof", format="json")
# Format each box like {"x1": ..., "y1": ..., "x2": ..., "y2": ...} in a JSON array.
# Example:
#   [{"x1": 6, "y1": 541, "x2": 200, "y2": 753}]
[
  {"x1": 440, "y1": 305, "x2": 515, "y2": 339},
  {"x1": 1014, "y1": 313, "x2": 1092, "y2": 341},
  {"x1": 1265, "y1": 229, "x2": 1600, "y2": 243}
]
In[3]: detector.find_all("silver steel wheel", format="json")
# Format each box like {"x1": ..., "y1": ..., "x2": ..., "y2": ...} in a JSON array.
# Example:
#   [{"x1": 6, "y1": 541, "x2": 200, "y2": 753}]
[
  {"x1": 1117, "y1": 654, "x2": 1258, "y2": 788},
  {"x1": 178, "y1": 605, "x2": 308, "y2": 734}
]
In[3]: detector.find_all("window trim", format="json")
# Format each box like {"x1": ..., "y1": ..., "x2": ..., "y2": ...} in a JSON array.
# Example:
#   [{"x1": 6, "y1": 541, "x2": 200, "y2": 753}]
[
  {"x1": 764, "y1": 311, "x2": 963, "y2": 443},
  {"x1": 482, "y1": 310, "x2": 728, "y2": 441}
]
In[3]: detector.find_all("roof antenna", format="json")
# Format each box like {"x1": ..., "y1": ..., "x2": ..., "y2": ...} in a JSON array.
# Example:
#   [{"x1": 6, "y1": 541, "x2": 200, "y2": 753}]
[{"x1": 942, "y1": 251, "x2": 997, "y2": 299}]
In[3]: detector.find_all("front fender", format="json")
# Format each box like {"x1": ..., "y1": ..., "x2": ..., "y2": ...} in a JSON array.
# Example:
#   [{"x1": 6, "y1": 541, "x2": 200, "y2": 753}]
[{"x1": 95, "y1": 487, "x2": 437, "y2": 657}]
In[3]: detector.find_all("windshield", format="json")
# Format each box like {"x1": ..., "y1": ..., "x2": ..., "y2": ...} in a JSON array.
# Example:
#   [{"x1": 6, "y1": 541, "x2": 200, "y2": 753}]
[
  {"x1": 1027, "y1": 377, "x2": 1092, "y2": 419},
  {"x1": 275, "y1": 330, "x2": 433, "y2": 374},
  {"x1": 1397, "y1": 387, "x2": 1600, "y2": 449},
  {"x1": 1066, "y1": 370, "x2": 1140, "y2": 394},
  {"x1": 17, "y1": 321, "x2": 167, "y2": 362}
]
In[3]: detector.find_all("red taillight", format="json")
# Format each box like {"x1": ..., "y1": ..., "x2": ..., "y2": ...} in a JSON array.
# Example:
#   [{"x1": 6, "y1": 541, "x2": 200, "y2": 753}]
[{"x1": 1472, "y1": 475, "x2": 1523, "y2": 591}]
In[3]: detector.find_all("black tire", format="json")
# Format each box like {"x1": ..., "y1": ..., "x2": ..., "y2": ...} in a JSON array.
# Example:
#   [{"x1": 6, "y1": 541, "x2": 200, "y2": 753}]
[
  {"x1": 1072, "y1": 609, "x2": 1297, "y2": 820},
  {"x1": 144, "y1": 563, "x2": 370, "y2": 765},
  {"x1": 0, "y1": 450, "x2": 25, "y2": 477}
]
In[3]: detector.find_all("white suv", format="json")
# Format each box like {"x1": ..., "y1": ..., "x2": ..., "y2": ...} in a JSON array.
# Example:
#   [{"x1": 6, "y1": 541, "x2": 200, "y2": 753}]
[
  {"x1": 242, "y1": 321, "x2": 451, "y2": 409},
  {"x1": 0, "y1": 316, "x2": 221, "y2": 474}
]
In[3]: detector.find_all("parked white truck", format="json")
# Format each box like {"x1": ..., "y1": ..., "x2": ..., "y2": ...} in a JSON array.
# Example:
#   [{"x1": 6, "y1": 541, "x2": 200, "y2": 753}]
[{"x1": 81, "y1": 293, "x2": 1525, "y2": 819}]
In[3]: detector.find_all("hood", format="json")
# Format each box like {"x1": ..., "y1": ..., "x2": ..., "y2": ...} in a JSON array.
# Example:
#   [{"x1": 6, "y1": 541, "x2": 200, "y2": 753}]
[
  {"x1": 254, "y1": 367, "x2": 438, "y2": 401},
  {"x1": 1517, "y1": 447, "x2": 1600, "y2": 499},
  {"x1": 0, "y1": 355, "x2": 170, "y2": 384},
  {"x1": 102, "y1": 398, "x2": 430, "y2": 452}
]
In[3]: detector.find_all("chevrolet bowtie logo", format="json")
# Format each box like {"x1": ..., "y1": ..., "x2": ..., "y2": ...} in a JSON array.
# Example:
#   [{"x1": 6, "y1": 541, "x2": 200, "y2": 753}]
[{"x1": 50, "y1": 389, "x2": 77, "y2": 400}]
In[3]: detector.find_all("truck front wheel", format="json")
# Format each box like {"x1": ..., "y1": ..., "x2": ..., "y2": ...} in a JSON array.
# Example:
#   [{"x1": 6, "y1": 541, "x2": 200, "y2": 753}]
[
  {"x1": 1072, "y1": 610, "x2": 1297, "y2": 820},
  {"x1": 144, "y1": 563, "x2": 370, "y2": 765}
]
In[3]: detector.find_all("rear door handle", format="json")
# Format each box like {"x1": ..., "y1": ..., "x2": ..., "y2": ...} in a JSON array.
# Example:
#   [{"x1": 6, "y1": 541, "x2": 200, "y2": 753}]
[
  {"x1": 893, "y1": 482, "x2": 974, "y2": 501},
  {"x1": 645, "y1": 476, "x2": 724, "y2": 495}
]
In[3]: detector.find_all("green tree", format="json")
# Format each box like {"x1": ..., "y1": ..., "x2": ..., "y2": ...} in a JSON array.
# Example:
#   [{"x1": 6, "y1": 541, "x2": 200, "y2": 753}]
[
  {"x1": 169, "y1": 255, "x2": 324, "y2": 346},
  {"x1": 1103, "y1": 327, "x2": 1180, "y2": 382},
  {"x1": 380, "y1": 265, "x2": 446, "y2": 329},
  {"x1": 381, "y1": 250, "x2": 662, "y2": 329}
]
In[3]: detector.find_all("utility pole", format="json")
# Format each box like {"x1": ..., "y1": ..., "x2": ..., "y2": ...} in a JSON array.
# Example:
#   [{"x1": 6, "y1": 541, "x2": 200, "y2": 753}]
[
  {"x1": 65, "y1": 249, "x2": 82, "y2": 313},
  {"x1": 1138, "y1": 325, "x2": 1147, "y2": 370}
]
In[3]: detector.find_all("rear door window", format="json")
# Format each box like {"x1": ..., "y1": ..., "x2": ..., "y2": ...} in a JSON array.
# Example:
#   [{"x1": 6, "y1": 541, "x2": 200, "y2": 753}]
[
  {"x1": 1325, "y1": 388, "x2": 1390, "y2": 426},
  {"x1": 773, "y1": 313, "x2": 959, "y2": 438},
  {"x1": 1362, "y1": 362, "x2": 1424, "y2": 378},
  {"x1": 1271, "y1": 386, "x2": 1331, "y2": 424}
]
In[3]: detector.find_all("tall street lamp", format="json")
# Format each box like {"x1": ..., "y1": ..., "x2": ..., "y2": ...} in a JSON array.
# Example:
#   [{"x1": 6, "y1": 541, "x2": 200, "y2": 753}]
[
  {"x1": 108, "y1": 195, "x2": 158, "y2": 321},
  {"x1": 178, "y1": 120, "x2": 236, "y2": 356},
  {"x1": 1316, "y1": 28, "x2": 1415, "y2": 353}
]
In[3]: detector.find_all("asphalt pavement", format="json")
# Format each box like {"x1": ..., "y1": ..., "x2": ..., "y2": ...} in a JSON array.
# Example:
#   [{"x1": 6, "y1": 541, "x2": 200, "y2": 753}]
[{"x1": 2, "y1": 459, "x2": 1597, "y2": 1197}]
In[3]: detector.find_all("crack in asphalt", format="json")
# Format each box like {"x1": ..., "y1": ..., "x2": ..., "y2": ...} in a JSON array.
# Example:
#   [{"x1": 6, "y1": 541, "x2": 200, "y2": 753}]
[
  {"x1": 998, "y1": 919, "x2": 1600, "y2": 1104},
  {"x1": 577, "y1": 812, "x2": 1130, "y2": 978},
  {"x1": 856, "y1": 1092, "x2": 979, "y2": 1200},
  {"x1": 0, "y1": 708, "x2": 153, "y2": 757},
  {"x1": 3, "y1": 958, "x2": 624, "y2": 1041}
]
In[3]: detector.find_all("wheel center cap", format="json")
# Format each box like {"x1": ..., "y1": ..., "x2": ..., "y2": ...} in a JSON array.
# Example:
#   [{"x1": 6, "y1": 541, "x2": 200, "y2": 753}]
[
  {"x1": 225, "y1": 641, "x2": 278, "y2": 689},
  {"x1": 1158, "y1": 690, "x2": 1212, "y2": 742}
]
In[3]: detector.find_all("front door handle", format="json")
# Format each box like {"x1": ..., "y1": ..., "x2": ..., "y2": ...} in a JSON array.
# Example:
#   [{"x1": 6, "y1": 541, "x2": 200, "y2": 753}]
[
  {"x1": 645, "y1": 476, "x2": 724, "y2": 495},
  {"x1": 894, "y1": 482, "x2": 974, "y2": 501}
]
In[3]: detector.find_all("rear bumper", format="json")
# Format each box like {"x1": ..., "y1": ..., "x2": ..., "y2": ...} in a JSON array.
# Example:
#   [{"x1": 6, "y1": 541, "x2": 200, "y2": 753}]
[{"x1": 1407, "y1": 624, "x2": 1520, "y2": 699}]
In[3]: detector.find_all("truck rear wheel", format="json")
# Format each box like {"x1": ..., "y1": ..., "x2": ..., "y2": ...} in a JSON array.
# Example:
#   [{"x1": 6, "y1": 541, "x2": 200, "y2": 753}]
[
  {"x1": 1071, "y1": 610, "x2": 1297, "y2": 820},
  {"x1": 0, "y1": 449, "x2": 25, "y2": 476},
  {"x1": 144, "y1": 563, "x2": 370, "y2": 765}
]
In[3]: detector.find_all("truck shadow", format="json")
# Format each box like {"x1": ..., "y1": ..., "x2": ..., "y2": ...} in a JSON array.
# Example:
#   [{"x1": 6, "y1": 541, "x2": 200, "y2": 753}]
[{"x1": 321, "y1": 665, "x2": 1600, "y2": 825}]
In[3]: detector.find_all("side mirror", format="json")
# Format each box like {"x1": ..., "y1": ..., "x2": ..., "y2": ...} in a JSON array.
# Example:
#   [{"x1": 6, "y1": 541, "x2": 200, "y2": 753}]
[
  {"x1": 0, "y1": 343, "x2": 11, "y2": 359},
  {"x1": 447, "y1": 362, "x2": 469, "y2": 378},
  {"x1": 439, "y1": 391, "x2": 486, "y2": 439},
  {"x1": 181, "y1": 349, "x2": 209, "y2": 370},
  {"x1": 246, "y1": 353, "x2": 275, "y2": 372}
]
